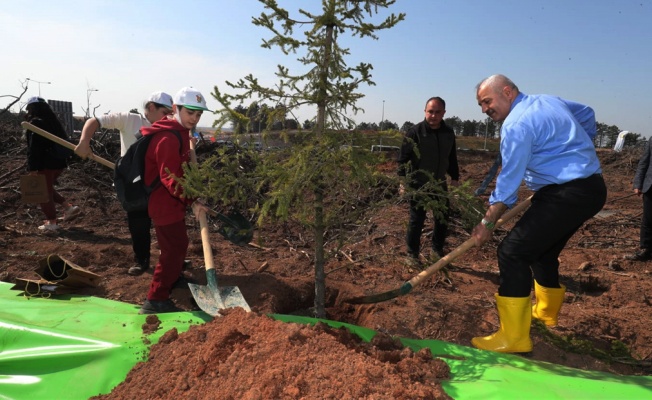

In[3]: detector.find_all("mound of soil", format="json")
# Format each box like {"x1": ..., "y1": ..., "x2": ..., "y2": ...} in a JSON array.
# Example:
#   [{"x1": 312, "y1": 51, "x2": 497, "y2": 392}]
[
  {"x1": 93, "y1": 308, "x2": 451, "y2": 399},
  {"x1": 1, "y1": 126, "x2": 651, "y2": 398}
]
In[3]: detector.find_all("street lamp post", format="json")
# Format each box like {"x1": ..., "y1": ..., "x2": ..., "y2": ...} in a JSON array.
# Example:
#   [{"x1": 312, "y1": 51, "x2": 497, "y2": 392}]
[
  {"x1": 380, "y1": 100, "x2": 385, "y2": 146},
  {"x1": 86, "y1": 88, "x2": 99, "y2": 118},
  {"x1": 26, "y1": 78, "x2": 52, "y2": 96},
  {"x1": 484, "y1": 117, "x2": 489, "y2": 150}
]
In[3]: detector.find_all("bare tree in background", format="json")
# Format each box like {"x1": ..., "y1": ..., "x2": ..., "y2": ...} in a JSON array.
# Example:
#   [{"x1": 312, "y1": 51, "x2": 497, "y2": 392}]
[{"x1": 0, "y1": 79, "x2": 30, "y2": 116}]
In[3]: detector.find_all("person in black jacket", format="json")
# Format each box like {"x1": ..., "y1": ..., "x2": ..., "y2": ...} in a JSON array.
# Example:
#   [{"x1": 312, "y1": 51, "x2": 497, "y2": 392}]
[
  {"x1": 398, "y1": 97, "x2": 460, "y2": 264},
  {"x1": 624, "y1": 137, "x2": 652, "y2": 261},
  {"x1": 24, "y1": 97, "x2": 80, "y2": 231}
]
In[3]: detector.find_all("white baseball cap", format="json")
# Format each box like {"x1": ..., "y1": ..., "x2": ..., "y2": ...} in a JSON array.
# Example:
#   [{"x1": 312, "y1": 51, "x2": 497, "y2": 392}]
[
  {"x1": 26, "y1": 96, "x2": 46, "y2": 105},
  {"x1": 146, "y1": 91, "x2": 173, "y2": 109},
  {"x1": 173, "y1": 87, "x2": 211, "y2": 112}
]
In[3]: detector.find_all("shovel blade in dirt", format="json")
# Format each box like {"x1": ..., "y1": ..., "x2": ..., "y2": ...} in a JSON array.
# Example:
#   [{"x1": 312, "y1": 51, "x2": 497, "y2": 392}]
[
  {"x1": 191, "y1": 213, "x2": 251, "y2": 316},
  {"x1": 188, "y1": 269, "x2": 250, "y2": 315}
]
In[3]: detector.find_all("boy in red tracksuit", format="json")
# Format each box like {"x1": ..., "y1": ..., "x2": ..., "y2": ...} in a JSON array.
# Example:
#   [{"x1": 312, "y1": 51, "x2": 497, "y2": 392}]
[{"x1": 139, "y1": 87, "x2": 210, "y2": 314}]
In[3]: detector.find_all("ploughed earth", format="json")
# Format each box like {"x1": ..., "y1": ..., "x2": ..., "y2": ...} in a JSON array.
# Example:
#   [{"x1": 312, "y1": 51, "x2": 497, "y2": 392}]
[{"x1": 1, "y1": 129, "x2": 650, "y2": 398}]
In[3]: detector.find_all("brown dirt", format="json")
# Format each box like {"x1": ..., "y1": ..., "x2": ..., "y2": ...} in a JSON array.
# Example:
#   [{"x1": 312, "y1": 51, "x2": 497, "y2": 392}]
[
  {"x1": 97, "y1": 308, "x2": 452, "y2": 399},
  {"x1": 1, "y1": 131, "x2": 651, "y2": 398}
]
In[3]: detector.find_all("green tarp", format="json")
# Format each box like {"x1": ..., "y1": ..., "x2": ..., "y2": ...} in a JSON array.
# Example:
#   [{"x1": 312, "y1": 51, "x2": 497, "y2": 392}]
[{"x1": 0, "y1": 282, "x2": 650, "y2": 399}]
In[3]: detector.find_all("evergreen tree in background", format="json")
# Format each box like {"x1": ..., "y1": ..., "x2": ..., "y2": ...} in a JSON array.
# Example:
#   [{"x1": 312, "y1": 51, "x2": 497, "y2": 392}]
[{"x1": 185, "y1": 0, "x2": 405, "y2": 317}]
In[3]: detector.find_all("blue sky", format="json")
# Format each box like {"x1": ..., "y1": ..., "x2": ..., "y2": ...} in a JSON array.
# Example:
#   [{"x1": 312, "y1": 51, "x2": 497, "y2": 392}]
[{"x1": 2, "y1": 1, "x2": 650, "y2": 136}]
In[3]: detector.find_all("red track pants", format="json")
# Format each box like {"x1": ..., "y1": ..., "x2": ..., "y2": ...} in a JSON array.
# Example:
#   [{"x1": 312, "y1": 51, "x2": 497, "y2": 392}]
[{"x1": 147, "y1": 219, "x2": 188, "y2": 301}]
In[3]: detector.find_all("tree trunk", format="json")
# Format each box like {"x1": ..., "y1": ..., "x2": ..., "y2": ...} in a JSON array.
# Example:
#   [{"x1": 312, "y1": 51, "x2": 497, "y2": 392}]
[
  {"x1": 315, "y1": 15, "x2": 334, "y2": 134},
  {"x1": 312, "y1": 5, "x2": 335, "y2": 319},
  {"x1": 313, "y1": 187, "x2": 326, "y2": 318}
]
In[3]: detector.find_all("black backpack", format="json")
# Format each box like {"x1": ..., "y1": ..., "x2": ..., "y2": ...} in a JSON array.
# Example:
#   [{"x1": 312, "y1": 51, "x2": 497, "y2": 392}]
[{"x1": 114, "y1": 130, "x2": 182, "y2": 212}]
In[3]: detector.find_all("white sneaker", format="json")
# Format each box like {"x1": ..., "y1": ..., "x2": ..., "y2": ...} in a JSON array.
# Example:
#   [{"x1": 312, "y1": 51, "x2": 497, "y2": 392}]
[
  {"x1": 63, "y1": 205, "x2": 81, "y2": 222},
  {"x1": 38, "y1": 222, "x2": 60, "y2": 231}
]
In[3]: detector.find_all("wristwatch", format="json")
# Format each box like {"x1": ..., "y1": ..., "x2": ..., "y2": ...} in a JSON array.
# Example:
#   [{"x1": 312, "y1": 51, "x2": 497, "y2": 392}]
[{"x1": 481, "y1": 218, "x2": 495, "y2": 230}]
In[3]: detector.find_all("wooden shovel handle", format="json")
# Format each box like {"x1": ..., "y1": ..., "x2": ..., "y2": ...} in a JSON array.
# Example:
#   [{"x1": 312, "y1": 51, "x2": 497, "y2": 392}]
[
  {"x1": 198, "y1": 212, "x2": 216, "y2": 272},
  {"x1": 190, "y1": 137, "x2": 215, "y2": 272},
  {"x1": 407, "y1": 195, "x2": 533, "y2": 289},
  {"x1": 21, "y1": 122, "x2": 115, "y2": 169}
]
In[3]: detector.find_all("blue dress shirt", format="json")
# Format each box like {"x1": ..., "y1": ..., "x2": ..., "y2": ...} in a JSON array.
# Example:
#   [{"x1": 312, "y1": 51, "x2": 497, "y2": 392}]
[{"x1": 490, "y1": 92, "x2": 602, "y2": 207}]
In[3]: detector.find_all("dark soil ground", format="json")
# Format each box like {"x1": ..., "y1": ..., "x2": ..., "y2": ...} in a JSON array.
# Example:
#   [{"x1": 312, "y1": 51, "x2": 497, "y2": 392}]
[{"x1": 1, "y1": 125, "x2": 650, "y2": 398}]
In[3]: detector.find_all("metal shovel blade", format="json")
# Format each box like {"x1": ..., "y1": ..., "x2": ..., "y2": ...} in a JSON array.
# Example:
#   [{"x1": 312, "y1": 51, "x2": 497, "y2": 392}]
[
  {"x1": 217, "y1": 286, "x2": 250, "y2": 311},
  {"x1": 188, "y1": 268, "x2": 251, "y2": 316}
]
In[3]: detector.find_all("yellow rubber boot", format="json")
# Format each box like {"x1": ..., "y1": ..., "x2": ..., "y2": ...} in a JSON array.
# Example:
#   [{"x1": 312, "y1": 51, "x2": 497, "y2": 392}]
[
  {"x1": 532, "y1": 281, "x2": 566, "y2": 327},
  {"x1": 471, "y1": 294, "x2": 532, "y2": 353}
]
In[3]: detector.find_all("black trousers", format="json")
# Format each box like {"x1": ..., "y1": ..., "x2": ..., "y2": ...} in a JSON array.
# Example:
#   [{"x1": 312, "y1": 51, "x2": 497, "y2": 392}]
[
  {"x1": 127, "y1": 209, "x2": 152, "y2": 267},
  {"x1": 497, "y1": 174, "x2": 607, "y2": 297},
  {"x1": 406, "y1": 184, "x2": 449, "y2": 257},
  {"x1": 640, "y1": 190, "x2": 652, "y2": 250}
]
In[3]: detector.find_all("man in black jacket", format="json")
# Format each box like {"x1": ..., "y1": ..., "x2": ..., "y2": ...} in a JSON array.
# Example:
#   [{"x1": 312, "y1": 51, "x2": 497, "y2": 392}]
[
  {"x1": 398, "y1": 97, "x2": 460, "y2": 264},
  {"x1": 625, "y1": 137, "x2": 652, "y2": 261}
]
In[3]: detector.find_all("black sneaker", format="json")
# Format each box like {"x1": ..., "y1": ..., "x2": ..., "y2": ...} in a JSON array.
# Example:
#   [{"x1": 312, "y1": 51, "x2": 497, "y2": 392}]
[
  {"x1": 623, "y1": 250, "x2": 652, "y2": 262},
  {"x1": 434, "y1": 246, "x2": 445, "y2": 258},
  {"x1": 139, "y1": 299, "x2": 182, "y2": 314}
]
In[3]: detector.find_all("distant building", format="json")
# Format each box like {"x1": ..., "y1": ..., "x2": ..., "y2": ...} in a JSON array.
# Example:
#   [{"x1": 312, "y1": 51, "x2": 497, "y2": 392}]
[{"x1": 48, "y1": 100, "x2": 74, "y2": 138}]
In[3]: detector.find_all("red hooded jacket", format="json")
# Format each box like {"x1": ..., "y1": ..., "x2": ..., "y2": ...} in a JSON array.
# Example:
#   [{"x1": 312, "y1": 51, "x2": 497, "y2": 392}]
[{"x1": 141, "y1": 118, "x2": 194, "y2": 226}]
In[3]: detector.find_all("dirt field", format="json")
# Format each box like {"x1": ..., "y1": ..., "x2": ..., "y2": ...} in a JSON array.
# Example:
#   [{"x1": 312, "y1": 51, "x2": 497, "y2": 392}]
[{"x1": 1, "y1": 129, "x2": 650, "y2": 397}]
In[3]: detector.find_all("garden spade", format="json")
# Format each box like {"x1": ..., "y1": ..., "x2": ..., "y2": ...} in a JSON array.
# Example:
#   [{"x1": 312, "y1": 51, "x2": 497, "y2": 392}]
[
  {"x1": 188, "y1": 140, "x2": 251, "y2": 317},
  {"x1": 344, "y1": 195, "x2": 533, "y2": 304},
  {"x1": 189, "y1": 211, "x2": 251, "y2": 316}
]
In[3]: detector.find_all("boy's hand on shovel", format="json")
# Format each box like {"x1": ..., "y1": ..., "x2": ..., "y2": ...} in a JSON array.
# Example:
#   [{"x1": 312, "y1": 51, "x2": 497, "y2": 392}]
[
  {"x1": 192, "y1": 200, "x2": 209, "y2": 219},
  {"x1": 74, "y1": 142, "x2": 93, "y2": 159}
]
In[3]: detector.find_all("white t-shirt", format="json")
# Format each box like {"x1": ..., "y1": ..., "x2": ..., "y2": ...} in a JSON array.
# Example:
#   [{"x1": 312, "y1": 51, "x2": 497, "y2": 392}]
[{"x1": 96, "y1": 112, "x2": 150, "y2": 156}]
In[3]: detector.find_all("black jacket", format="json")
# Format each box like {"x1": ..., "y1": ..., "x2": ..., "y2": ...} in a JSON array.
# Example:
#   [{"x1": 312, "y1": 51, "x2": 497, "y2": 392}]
[
  {"x1": 397, "y1": 119, "x2": 459, "y2": 187},
  {"x1": 633, "y1": 137, "x2": 652, "y2": 193},
  {"x1": 26, "y1": 118, "x2": 68, "y2": 171}
]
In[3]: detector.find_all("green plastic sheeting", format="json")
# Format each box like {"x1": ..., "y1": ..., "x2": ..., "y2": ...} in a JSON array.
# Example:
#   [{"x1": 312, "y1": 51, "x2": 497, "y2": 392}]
[
  {"x1": 273, "y1": 315, "x2": 652, "y2": 399},
  {"x1": 0, "y1": 282, "x2": 210, "y2": 399},
  {"x1": 0, "y1": 282, "x2": 650, "y2": 399}
]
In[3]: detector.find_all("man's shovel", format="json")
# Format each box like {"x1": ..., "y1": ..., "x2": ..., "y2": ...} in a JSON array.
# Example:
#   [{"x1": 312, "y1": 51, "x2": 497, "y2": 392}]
[{"x1": 344, "y1": 196, "x2": 533, "y2": 304}]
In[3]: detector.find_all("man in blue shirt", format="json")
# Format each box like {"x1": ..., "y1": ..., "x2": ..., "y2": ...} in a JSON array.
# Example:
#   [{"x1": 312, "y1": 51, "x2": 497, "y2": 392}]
[{"x1": 470, "y1": 75, "x2": 607, "y2": 353}]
